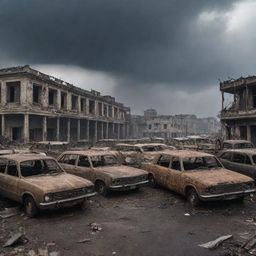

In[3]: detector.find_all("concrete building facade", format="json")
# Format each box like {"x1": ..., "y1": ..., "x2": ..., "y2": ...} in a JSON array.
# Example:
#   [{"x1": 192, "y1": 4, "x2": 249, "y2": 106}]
[
  {"x1": 0, "y1": 65, "x2": 130, "y2": 143},
  {"x1": 220, "y1": 76, "x2": 256, "y2": 145},
  {"x1": 130, "y1": 110, "x2": 220, "y2": 139}
]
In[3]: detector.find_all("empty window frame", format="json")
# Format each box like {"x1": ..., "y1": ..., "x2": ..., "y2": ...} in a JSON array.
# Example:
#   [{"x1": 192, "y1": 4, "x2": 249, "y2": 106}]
[
  {"x1": 108, "y1": 106, "x2": 113, "y2": 117},
  {"x1": 48, "y1": 88, "x2": 57, "y2": 106},
  {"x1": 89, "y1": 100, "x2": 95, "y2": 114},
  {"x1": 61, "y1": 92, "x2": 67, "y2": 109},
  {"x1": 80, "y1": 98, "x2": 86, "y2": 113},
  {"x1": 33, "y1": 84, "x2": 42, "y2": 104},
  {"x1": 98, "y1": 102, "x2": 103, "y2": 116},
  {"x1": 103, "y1": 104, "x2": 108, "y2": 116},
  {"x1": 71, "y1": 95, "x2": 78, "y2": 110},
  {"x1": 7, "y1": 81, "x2": 21, "y2": 103}
]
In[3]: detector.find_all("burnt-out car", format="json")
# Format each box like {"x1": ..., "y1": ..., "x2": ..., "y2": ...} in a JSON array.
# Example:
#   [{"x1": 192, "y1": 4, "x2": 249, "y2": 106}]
[
  {"x1": 58, "y1": 151, "x2": 149, "y2": 196},
  {"x1": 115, "y1": 143, "x2": 175, "y2": 167},
  {"x1": 0, "y1": 154, "x2": 96, "y2": 217},
  {"x1": 218, "y1": 149, "x2": 256, "y2": 180},
  {"x1": 142, "y1": 150, "x2": 255, "y2": 206},
  {"x1": 221, "y1": 140, "x2": 254, "y2": 150}
]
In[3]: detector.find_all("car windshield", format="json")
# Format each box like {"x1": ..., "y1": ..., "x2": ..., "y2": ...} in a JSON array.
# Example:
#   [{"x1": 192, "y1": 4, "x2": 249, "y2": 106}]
[
  {"x1": 91, "y1": 155, "x2": 118, "y2": 167},
  {"x1": 20, "y1": 159, "x2": 64, "y2": 177},
  {"x1": 182, "y1": 156, "x2": 222, "y2": 171},
  {"x1": 234, "y1": 143, "x2": 254, "y2": 149},
  {"x1": 142, "y1": 145, "x2": 166, "y2": 152}
]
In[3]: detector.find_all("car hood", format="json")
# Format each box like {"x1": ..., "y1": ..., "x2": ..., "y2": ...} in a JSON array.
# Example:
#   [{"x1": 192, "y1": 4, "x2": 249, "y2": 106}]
[
  {"x1": 95, "y1": 165, "x2": 147, "y2": 179},
  {"x1": 24, "y1": 173, "x2": 93, "y2": 193},
  {"x1": 183, "y1": 168, "x2": 253, "y2": 186}
]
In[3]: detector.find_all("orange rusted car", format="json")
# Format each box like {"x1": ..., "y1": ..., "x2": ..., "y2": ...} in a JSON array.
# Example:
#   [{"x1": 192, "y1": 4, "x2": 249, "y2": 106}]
[
  {"x1": 0, "y1": 154, "x2": 96, "y2": 217},
  {"x1": 58, "y1": 150, "x2": 149, "y2": 196},
  {"x1": 143, "y1": 150, "x2": 255, "y2": 206}
]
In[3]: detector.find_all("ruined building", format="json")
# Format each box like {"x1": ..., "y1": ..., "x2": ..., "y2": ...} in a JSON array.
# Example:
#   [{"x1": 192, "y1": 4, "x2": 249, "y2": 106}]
[
  {"x1": 220, "y1": 76, "x2": 256, "y2": 145},
  {"x1": 0, "y1": 65, "x2": 130, "y2": 143},
  {"x1": 130, "y1": 109, "x2": 220, "y2": 139}
]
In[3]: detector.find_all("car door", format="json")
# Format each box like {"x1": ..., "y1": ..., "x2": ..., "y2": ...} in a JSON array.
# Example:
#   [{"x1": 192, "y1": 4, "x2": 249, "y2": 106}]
[
  {"x1": 231, "y1": 153, "x2": 256, "y2": 178},
  {"x1": 0, "y1": 158, "x2": 8, "y2": 196},
  {"x1": 58, "y1": 154, "x2": 79, "y2": 174},
  {"x1": 153, "y1": 154, "x2": 172, "y2": 188},
  {"x1": 167, "y1": 157, "x2": 183, "y2": 193},
  {"x1": 74, "y1": 155, "x2": 95, "y2": 182},
  {"x1": 219, "y1": 152, "x2": 233, "y2": 169},
  {"x1": 2, "y1": 160, "x2": 20, "y2": 201}
]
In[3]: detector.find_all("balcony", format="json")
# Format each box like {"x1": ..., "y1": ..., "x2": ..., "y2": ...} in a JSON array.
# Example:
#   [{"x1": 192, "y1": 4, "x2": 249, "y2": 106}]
[{"x1": 220, "y1": 107, "x2": 256, "y2": 120}]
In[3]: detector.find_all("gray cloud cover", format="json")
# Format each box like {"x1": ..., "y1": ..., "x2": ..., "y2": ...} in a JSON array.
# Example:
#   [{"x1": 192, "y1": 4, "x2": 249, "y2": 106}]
[{"x1": 0, "y1": 0, "x2": 255, "y2": 116}]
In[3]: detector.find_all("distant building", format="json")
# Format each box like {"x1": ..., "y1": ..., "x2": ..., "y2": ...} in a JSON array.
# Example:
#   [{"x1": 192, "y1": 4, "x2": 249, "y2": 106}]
[
  {"x1": 0, "y1": 65, "x2": 130, "y2": 143},
  {"x1": 220, "y1": 76, "x2": 256, "y2": 145},
  {"x1": 130, "y1": 109, "x2": 220, "y2": 139}
]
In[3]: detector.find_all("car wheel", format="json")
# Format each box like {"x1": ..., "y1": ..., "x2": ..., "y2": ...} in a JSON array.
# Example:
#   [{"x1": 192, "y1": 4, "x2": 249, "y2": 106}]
[
  {"x1": 24, "y1": 196, "x2": 38, "y2": 218},
  {"x1": 186, "y1": 188, "x2": 200, "y2": 207},
  {"x1": 148, "y1": 174, "x2": 157, "y2": 188},
  {"x1": 95, "y1": 181, "x2": 108, "y2": 196}
]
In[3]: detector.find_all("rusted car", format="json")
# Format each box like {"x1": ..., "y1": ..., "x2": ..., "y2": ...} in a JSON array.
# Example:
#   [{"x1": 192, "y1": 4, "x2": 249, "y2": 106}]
[
  {"x1": 142, "y1": 150, "x2": 255, "y2": 206},
  {"x1": 0, "y1": 154, "x2": 96, "y2": 217},
  {"x1": 115, "y1": 143, "x2": 175, "y2": 167},
  {"x1": 221, "y1": 140, "x2": 254, "y2": 150},
  {"x1": 219, "y1": 149, "x2": 256, "y2": 180},
  {"x1": 58, "y1": 150, "x2": 149, "y2": 196}
]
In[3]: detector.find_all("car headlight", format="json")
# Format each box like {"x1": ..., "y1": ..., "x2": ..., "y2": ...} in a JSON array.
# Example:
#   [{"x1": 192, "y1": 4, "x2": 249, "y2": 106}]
[
  {"x1": 44, "y1": 194, "x2": 52, "y2": 202},
  {"x1": 205, "y1": 186, "x2": 216, "y2": 194},
  {"x1": 113, "y1": 179, "x2": 121, "y2": 185}
]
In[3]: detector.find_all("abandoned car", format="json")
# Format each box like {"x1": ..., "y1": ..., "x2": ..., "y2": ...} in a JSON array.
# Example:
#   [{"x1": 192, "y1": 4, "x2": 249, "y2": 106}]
[
  {"x1": 0, "y1": 154, "x2": 96, "y2": 217},
  {"x1": 220, "y1": 140, "x2": 254, "y2": 150},
  {"x1": 142, "y1": 150, "x2": 255, "y2": 206},
  {"x1": 115, "y1": 143, "x2": 175, "y2": 167},
  {"x1": 219, "y1": 149, "x2": 256, "y2": 180},
  {"x1": 58, "y1": 150, "x2": 149, "y2": 196}
]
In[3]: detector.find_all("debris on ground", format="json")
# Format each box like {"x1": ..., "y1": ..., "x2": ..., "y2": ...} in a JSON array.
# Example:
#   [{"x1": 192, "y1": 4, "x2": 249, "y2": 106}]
[
  {"x1": 89, "y1": 222, "x2": 102, "y2": 232},
  {"x1": 77, "y1": 238, "x2": 91, "y2": 243},
  {"x1": 199, "y1": 235, "x2": 233, "y2": 249},
  {"x1": 0, "y1": 206, "x2": 20, "y2": 218},
  {"x1": 3, "y1": 232, "x2": 24, "y2": 247},
  {"x1": 241, "y1": 234, "x2": 256, "y2": 254}
]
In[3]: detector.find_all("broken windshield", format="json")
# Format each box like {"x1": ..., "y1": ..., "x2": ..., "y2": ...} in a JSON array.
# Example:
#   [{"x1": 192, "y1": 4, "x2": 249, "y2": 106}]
[{"x1": 91, "y1": 155, "x2": 118, "y2": 167}]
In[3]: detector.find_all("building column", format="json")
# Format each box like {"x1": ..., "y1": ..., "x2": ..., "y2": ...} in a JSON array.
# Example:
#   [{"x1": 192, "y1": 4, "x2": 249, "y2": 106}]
[
  {"x1": 106, "y1": 122, "x2": 109, "y2": 139},
  {"x1": 77, "y1": 119, "x2": 81, "y2": 141},
  {"x1": 43, "y1": 116, "x2": 47, "y2": 141},
  {"x1": 67, "y1": 118, "x2": 71, "y2": 142},
  {"x1": 23, "y1": 114, "x2": 29, "y2": 143},
  {"x1": 112, "y1": 123, "x2": 115, "y2": 139},
  {"x1": 56, "y1": 117, "x2": 60, "y2": 141},
  {"x1": 95, "y1": 120, "x2": 98, "y2": 142},
  {"x1": 1, "y1": 115, "x2": 5, "y2": 137},
  {"x1": 101, "y1": 122, "x2": 104, "y2": 139},
  {"x1": 86, "y1": 119, "x2": 89, "y2": 141}
]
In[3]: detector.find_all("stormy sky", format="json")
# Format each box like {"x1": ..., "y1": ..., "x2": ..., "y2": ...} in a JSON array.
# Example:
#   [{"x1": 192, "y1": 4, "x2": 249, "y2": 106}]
[{"x1": 0, "y1": 0, "x2": 255, "y2": 117}]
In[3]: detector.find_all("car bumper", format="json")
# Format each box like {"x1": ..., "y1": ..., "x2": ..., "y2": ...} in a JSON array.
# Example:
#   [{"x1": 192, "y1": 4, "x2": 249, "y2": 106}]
[
  {"x1": 109, "y1": 180, "x2": 149, "y2": 191},
  {"x1": 200, "y1": 189, "x2": 256, "y2": 201},
  {"x1": 39, "y1": 192, "x2": 97, "y2": 209}
]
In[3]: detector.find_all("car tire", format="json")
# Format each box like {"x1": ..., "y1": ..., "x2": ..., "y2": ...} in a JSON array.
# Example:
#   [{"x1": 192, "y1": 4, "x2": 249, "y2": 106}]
[
  {"x1": 24, "y1": 196, "x2": 38, "y2": 218},
  {"x1": 95, "y1": 181, "x2": 108, "y2": 196},
  {"x1": 148, "y1": 174, "x2": 157, "y2": 188},
  {"x1": 186, "y1": 188, "x2": 200, "y2": 207}
]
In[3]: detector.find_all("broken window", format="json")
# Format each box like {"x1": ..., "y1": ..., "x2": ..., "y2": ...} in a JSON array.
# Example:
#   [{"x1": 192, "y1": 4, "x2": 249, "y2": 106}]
[
  {"x1": 114, "y1": 107, "x2": 118, "y2": 118},
  {"x1": 7, "y1": 81, "x2": 20, "y2": 103},
  {"x1": 80, "y1": 98, "x2": 86, "y2": 113},
  {"x1": 103, "y1": 104, "x2": 108, "y2": 116},
  {"x1": 252, "y1": 88, "x2": 256, "y2": 108},
  {"x1": 98, "y1": 102, "x2": 103, "y2": 116},
  {"x1": 108, "y1": 106, "x2": 113, "y2": 117},
  {"x1": 164, "y1": 124, "x2": 167, "y2": 129},
  {"x1": 33, "y1": 84, "x2": 42, "y2": 104},
  {"x1": 48, "y1": 88, "x2": 57, "y2": 106},
  {"x1": 71, "y1": 95, "x2": 78, "y2": 110},
  {"x1": 7, "y1": 160, "x2": 18, "y2": 177},
  {"x1": 148, "y1": 124, "x2": 152, "y2": 130},
  {"x1": 89, "y1": 100, "x2": 95, "y2": 114},
  {"x1": 61, "y1": 92, "x2": 67, "y2": 109}
]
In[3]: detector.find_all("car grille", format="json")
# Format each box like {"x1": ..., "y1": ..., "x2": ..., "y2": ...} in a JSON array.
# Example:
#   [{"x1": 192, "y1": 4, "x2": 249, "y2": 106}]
[
  {"x1": 119, "y1": 175, "x2": 146, "y2": 185},
  {"x1": 52, "y1": 188, "x2": 86, "y2": 200},
  {"x1": 213, "y1": 182, "x2": 254, "y2": 194}
]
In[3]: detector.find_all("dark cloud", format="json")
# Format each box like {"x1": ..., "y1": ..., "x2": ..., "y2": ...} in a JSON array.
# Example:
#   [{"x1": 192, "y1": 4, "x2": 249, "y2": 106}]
[{"x1": 0, "y1": 0, "x2": 240, "y2": 89}]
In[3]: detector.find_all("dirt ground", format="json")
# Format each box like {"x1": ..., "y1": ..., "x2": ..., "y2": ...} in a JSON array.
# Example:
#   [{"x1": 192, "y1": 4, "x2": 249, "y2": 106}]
[{"x1": 1, "y1": 186, "x2": 256, "y2": 256}]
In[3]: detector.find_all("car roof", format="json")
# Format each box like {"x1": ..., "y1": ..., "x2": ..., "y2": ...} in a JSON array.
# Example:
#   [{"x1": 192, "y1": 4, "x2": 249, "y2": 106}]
[
  {"x1": 115, "y1": 143, "x2": 137, "y2": 147},
  {"x1": 0, "y1": 154, "x2": 54, "y2": 163},
  {"x1": 223, "y1": 140, "x2": 252, "y2": 144},
  {"x1": 221, "y1": 149, "x2": 256, "y2": 155},
  {"x1": 61, "y1": 150, "x2": 118, "y2": 156},
  {"x1": 134, "y1": 143, "x2": 167, "y2": 147},
  {"x1": 158, "y1": 150, "x2": 213, "y2": 158}
]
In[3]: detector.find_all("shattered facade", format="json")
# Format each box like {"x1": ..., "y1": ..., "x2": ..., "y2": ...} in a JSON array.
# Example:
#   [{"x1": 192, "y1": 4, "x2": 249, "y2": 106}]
[
  {"x1": 130, "y1": 109, "x2": 220, "y2": 139},
  {"x1": 220, "y1": 76, "x2": 256, "y2": 145},
  {"x1": 0, "y1": 65, "x2": 130, "y2": 143}
]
